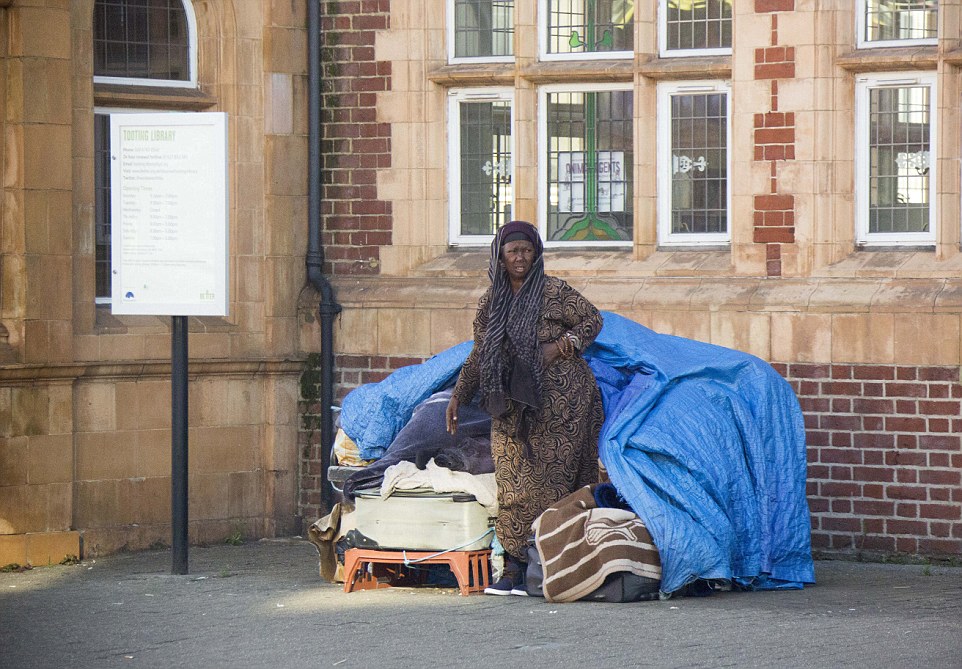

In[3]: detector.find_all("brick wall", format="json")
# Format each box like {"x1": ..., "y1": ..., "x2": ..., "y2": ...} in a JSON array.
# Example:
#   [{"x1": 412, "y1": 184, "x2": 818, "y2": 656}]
[
  {"x1": 779, "y1": 362, "x2": 962, "y2": 558},
  {"x1": 320, "y1": 0, "x2": 392, "y2": 276}
]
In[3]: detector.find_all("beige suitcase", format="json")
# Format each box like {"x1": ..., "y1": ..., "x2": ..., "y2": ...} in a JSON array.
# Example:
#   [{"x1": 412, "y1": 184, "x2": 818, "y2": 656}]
[{"x1": 353, "y1": 489, "x2": 495, "y2": 552}]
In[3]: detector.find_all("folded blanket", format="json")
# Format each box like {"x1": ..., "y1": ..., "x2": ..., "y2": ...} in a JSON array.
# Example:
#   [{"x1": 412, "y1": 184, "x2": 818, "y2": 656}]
[
  {"x1": 532, "y1": 485, "x2": 661, "y2": 603},
  {"x1": 380, "y1": 459, "x2": 498, "y2": 513}
]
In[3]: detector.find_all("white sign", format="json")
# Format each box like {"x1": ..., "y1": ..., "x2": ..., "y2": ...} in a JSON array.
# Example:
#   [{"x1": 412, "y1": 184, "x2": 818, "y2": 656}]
[
  {"x1": 110, "y1": 112, "x2": 229, "y2": 316},
  {"x1": 557, "y1": 151, "x2": 626, "y2": 213}
]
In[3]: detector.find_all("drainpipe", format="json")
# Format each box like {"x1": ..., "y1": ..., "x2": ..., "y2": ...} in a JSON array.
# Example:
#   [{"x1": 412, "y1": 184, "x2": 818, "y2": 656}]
[{"x1": 307, "y1": 0, "x2": 341, "y2": 514}]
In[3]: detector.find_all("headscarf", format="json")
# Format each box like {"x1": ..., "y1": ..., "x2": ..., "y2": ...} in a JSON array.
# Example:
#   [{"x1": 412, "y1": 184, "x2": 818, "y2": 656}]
[{"x1": 478, "y1": 221, "x2": 546, "y2": 447}]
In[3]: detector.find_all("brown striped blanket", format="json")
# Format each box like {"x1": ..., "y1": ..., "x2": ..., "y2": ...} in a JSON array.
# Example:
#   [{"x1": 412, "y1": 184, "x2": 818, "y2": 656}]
[{"x1": 531, "y1": 485, "x2": 662, "y2": 603}]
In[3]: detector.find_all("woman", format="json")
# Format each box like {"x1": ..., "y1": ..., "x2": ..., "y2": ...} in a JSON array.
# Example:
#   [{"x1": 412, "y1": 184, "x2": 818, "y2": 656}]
[{"x1": 445, "y1": 220, "x2": 604, "y2": 596}]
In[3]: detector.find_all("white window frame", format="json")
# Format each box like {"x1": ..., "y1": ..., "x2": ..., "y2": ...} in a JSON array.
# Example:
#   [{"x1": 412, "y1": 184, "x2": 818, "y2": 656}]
[
  {"x1": 656, "y1": 80, "x2": 732, "y2": 247},
  {"x1": 447, "y1": 0, "x2": 515, "y2": 64},
  {"x1": 538, "y1": 0, "x2": 634, "y2": 62},
  {"x1": 659, "y1": 0, "x2": 733, "y2": 59},
  {"x1": 447, "y1": 88, "x2": 516, "y2": 246},
  {"x1": 855, "y1": 73, "x2": 937, "y2": 247},
  {"x1": 856, "y1": 0, "x2": 938, "y2": 50},
  {"x1": 93, "y1": 0, "x2": 199, "y2": 88},
  {"x1": 538, "y1": 82, "x2": 634, "y2": 248}
]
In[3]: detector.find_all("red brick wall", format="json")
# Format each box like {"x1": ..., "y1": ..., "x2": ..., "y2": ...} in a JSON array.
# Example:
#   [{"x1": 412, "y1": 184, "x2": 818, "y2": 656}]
[
  {"x1": 320, "y1": 0, "x2": 392, "y2": 276},
  {"x1": 777, "y1": 362, "x2": 962, "y2": 558}
]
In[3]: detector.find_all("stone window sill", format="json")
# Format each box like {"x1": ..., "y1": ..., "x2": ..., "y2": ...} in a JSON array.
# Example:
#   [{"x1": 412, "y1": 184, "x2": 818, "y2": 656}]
[
  {"x1": 95, "y1": 306, "x2": 235, "y2": 335},
  {"x1": 415, "y1": 247, "x2": 733, "y2": 278},
  {"x1": 94, "y1": 83, "x2": 218, "y2": 111},
  {"x1": 836, "y1": 46, "x2": 938, "y2": 73}
]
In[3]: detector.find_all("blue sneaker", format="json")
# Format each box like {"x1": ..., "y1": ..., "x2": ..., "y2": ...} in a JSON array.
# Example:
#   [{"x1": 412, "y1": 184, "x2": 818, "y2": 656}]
[{"x1": 484, "y1": 575, "x2": 515, "y2": 596}]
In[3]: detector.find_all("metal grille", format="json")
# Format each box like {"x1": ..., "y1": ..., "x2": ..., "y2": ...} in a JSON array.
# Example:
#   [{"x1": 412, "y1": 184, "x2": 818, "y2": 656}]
[
  {"x1": 546, "y1": 90, "x2": 633, "y2": 242},
  {"x1": 865, "y1": 0, "x2": 938, "y2": 42},
  {"x1": 546, "y1": 0, "x2": 633, "y2": 55},
  {"x1": 454, "y1": 0, "x2": 514, "y2": 58},
  {"x1": 868, "y1": 86, "x2": 931, "y2": 234},
  {"x1": 94, "y1": 114, "x2": 113, "y2": 299},
  {"x1": 670, "y1": 92, "x2": 727, "y2": 235},
  {"x1": 93, "y1": 0, "x2": 189, "y2": 80},
  {"x1": 665, "y1": 0, "x2": 732, "y2": 52},
  {"x1": 459, "y1": 100, "x2": 513, "y2": 236}
]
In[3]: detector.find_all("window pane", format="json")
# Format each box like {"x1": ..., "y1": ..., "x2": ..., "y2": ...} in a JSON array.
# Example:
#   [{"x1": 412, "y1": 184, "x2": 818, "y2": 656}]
[
  {"x1": 666, "y1": 0, "x2": 732, "y2": 52},
  {"x1": 459, "y1": 100, "x2": 513, "y2": 235},
  {"x1": 868, "y1": 86, "x2": 931, "y2": 234},
  {"x1": 93, "y1": 0, "x2": 190, "y2": 81},
  {"x1": 94, "y1": 114, "x2": 112, "y2": 298},
  {"x1": 865, "y1": 0, "x2": 938, "y2": 42},
  {"x1": 546, "y1": 90, "x2": 633, "y2": 241},
  {"x1": 547, "y1": 0, "x2": 633, "y2": 56},
  {"x1": 454, "y1": 0, "x2": 514, "y2": 58},
  {"x1": 669, "y1": 92, "x2": 727, "y2": 235}
]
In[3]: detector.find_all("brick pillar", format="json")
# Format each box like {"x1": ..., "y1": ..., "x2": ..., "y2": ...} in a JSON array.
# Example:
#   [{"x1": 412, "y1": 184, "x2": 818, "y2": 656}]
[
  {"x1": 320, "y1": 2, "x2": 393, "y2": 277},
  {"x1": 752, "y1": 5, "x2": 796, "y2": 277}
]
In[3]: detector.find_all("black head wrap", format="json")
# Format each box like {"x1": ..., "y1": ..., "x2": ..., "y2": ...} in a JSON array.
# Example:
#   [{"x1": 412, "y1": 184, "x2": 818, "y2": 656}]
[{"x1": 478, "y1": 221, "x2": 545, "y2": 448}]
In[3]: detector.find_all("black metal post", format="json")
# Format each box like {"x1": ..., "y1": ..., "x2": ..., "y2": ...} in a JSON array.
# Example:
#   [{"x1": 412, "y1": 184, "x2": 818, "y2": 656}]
[{"x1": 171, "y1": 315, "x2": 189, "y2": 574}]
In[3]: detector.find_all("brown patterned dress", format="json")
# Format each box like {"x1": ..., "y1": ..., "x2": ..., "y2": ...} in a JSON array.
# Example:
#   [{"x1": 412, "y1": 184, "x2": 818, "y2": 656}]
[{"x1": 453, "y1": 275, "x2": 604, "y2": 561}]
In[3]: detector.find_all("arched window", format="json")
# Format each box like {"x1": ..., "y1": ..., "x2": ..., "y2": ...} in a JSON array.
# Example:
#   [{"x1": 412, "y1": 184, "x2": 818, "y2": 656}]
[
  {"x1": 93, "y1": 0, "x2": 198, "y2": 300},
  {"x1": 94, "y1": 0, "x2": 197, "y2": 87}
]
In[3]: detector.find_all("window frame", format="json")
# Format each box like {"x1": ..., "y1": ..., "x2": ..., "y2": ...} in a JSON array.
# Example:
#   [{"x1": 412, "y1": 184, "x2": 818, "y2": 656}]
[
  {"x1": 538, "y1": 0, "x2": 634, "y2": 62},
  {"x1": 93, "y1": 0, "x2": 199, "y2": 89},
  {"x1": 658, "y1": 0, "x2": 733, "y2": 59},
  {"x1": 447, "y1": 0, "x2": 515, "y2": 64},
  {"x1": 854, "y1": 72, "x2": 938, "y2": 247},
  {"x1": 656, "y1": 79, "x2": 732, "y2": 247},
  {"x1": 447, "y1": 88, "x2": 516, "y2": 246},
  {"x1": 538, "y1": 82, "x2": 634, "y2": 248},
  {"x1": 856, "y1": 0, "x2": 938, "y2": 50}
]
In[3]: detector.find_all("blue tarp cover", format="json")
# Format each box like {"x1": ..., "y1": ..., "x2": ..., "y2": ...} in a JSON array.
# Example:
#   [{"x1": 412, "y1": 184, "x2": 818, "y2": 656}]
[{"x1": 338, "y1": 312, "x2": 815, "y2": 594}]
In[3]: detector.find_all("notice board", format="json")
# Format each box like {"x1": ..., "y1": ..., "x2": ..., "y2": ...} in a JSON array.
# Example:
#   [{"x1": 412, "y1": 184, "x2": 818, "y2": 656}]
[{"x1": 110, "y1": 112, "x2": 229, "y2": 316}]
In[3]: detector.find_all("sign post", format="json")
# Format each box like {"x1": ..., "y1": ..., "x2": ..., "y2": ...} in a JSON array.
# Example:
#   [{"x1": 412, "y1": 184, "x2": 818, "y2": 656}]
[{"x1": 109, "y1": 112, "x2": 229, "y2": 575}]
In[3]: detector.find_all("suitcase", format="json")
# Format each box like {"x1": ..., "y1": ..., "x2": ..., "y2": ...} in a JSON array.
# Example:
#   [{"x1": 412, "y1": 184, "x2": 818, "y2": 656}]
[{"x1": 353, "y1": 488, "x2": 495, "y2": 552}]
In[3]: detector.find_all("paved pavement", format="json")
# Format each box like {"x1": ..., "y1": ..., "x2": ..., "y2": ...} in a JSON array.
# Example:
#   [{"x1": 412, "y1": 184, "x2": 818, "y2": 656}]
[{"x1": 1, "y1": 538, "x2": 960, "y2": 669}]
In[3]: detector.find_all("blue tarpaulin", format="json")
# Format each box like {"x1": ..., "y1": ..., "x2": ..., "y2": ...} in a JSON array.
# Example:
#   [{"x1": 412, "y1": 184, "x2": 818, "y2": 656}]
[{"x1": 338, "y1": 312, "x2": 815, "y2": 594}]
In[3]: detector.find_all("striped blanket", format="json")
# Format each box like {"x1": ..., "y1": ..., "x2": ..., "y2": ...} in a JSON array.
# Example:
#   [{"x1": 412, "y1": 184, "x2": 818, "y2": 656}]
[{"x1": 532, "y1": 485, "x2": 661, "y2": 603}]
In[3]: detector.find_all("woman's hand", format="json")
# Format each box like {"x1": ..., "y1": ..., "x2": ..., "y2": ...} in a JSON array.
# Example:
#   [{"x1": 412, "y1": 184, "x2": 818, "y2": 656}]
[
  {"x1": 445, "y1": 395, "x2": 460, "y2": 435},
  {"x1": 541, "y1": 340, "x2": 562, "y2": 367}
]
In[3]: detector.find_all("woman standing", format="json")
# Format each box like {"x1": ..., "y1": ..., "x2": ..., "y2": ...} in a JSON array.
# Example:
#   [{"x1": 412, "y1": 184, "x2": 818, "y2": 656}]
[{"x1": 445, "y1": 220, "x2": 604, "y2": 596}]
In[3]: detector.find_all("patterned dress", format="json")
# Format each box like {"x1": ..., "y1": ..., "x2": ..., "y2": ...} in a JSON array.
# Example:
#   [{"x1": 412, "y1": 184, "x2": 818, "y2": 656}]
[{"x1": 453, "y1": 275, "x2": 604, "y2": 561}]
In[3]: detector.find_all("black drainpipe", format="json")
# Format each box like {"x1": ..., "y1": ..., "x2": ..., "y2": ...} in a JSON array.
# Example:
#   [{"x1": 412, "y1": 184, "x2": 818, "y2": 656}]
[{"x1": 307, "y1": 0, "x2": 341, "y2": 514}]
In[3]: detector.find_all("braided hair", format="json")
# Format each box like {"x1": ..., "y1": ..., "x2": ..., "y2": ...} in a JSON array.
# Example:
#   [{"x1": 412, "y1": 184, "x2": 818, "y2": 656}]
[{"x1": 478, "y1": 221, "x2": 545, "y2": 444}]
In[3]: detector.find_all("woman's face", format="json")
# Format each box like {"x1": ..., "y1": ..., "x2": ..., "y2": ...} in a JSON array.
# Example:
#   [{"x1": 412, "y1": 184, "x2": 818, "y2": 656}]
[{"x1": 501, "y1": 239, "x2": 536, "y2": 283}]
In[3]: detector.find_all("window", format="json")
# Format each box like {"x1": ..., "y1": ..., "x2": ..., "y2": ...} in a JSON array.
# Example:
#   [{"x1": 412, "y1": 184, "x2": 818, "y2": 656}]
[
  {"x1": 448, "y1": 90, "x2": 515, "y2": 243},
  {"x1": 660, "y1": 0, "x2": 732, "y2": 57},
  {"x1": 657, "y1": 81, "x2": 730, "y2": 246},
  {"x1": 449, "y1": 0, "x2": 514, "y2": 62},
  {"x1": 94, "y1": 0, "x2": 196, "y2": 86},
  {"x1": 855, "y1": 74, "x2": 936, "y2": 246},
  {"x1": 540, "y1": 0, "x2": 634, "y2": 61},
  {"x1": 540, "y1": 84, "x2": 633, "y2": 244},
  {"x1": 93, "y1": 0, "x2": 196, "y2": 300},
  {"x1": 857, "y1": 0, "x2": 938, "y2": 48}
]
